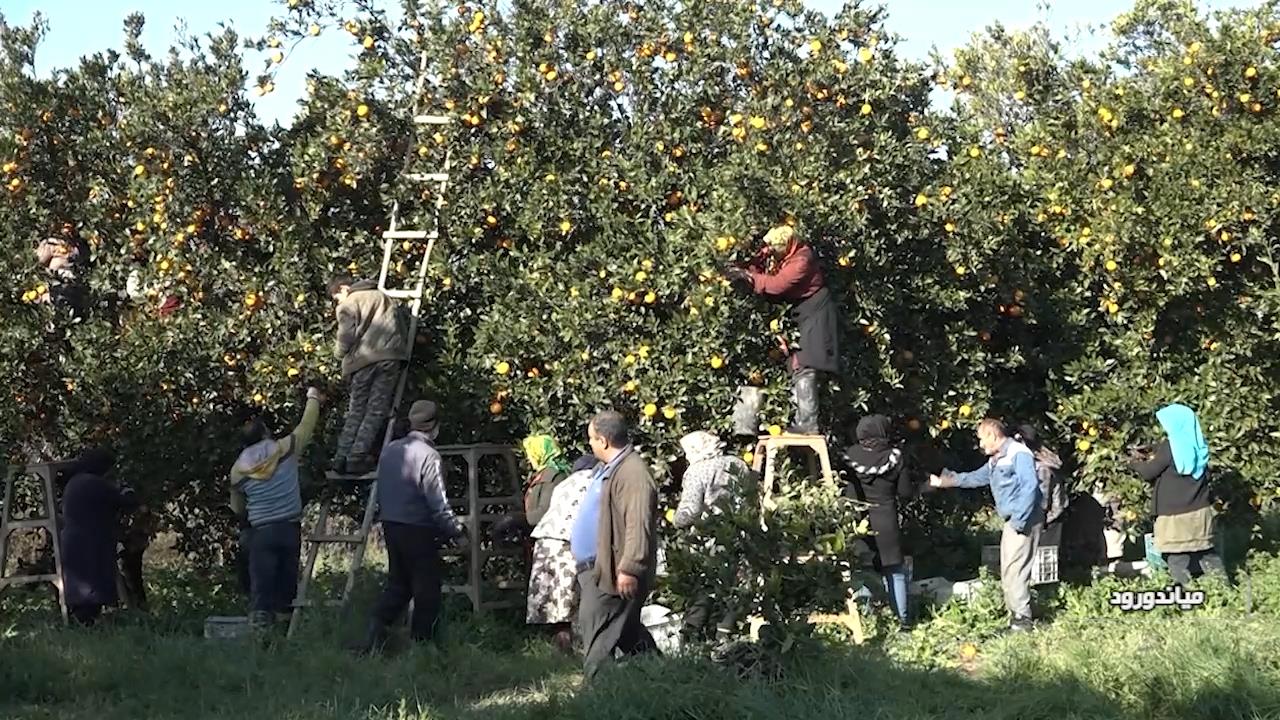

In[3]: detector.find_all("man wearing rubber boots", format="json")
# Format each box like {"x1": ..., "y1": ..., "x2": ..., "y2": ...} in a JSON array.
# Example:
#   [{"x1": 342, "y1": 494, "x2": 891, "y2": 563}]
[{"x1": 726, "y1": 225, "x2": 839, "y2": 435}]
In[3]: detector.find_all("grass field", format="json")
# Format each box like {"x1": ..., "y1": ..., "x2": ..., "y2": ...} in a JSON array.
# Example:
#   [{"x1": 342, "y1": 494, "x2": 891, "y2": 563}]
[{"x1": 4, "y1": 548, "x2": 1280, "y2": 720}]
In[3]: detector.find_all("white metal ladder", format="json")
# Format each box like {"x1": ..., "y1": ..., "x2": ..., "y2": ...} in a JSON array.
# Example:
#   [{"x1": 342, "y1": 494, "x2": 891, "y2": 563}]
[{"x1": 288, "y1": 48, "x2": 451, "y2": 638}]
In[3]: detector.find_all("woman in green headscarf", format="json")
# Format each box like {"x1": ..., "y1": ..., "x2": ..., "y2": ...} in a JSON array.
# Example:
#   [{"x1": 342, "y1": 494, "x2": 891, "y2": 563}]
[{"x1": 522, "y1": 434, "x2": 571, "y2": 527}]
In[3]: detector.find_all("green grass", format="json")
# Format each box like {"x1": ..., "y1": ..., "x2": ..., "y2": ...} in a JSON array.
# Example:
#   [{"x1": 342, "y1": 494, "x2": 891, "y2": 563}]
[{"x1": 4, "y1": 556, "x2": 1280, "y2": 720}]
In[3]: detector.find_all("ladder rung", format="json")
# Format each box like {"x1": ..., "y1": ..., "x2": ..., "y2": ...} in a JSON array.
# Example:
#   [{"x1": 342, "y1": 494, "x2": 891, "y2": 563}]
[
  {"x1": 0, "y1": 574, "x2": 61, "y2": 586},
  {"x1": 307, "y1": 534, "x2": 366, "y2": 544},
  {"x1": 413, "y1": 114, "x2": 451, "y2": 125},
  {"x1": 407, "y1": 172, "x2": 450, "y2": 183},
  {"x1": 382, "y1": 230, "x2": 436, "y2": 240},
  {"x1": 380, "y1": 289, "x2": 423, "y2": 300},
  {"x1": 2, "y1": 519, "x2": 56, "y2": 531}
]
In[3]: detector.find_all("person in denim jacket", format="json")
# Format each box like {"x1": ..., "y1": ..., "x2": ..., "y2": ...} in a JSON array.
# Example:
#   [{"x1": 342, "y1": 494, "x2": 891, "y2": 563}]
[{"x1": 930, "y1": 418, "x2": 1043, "y2": 632}]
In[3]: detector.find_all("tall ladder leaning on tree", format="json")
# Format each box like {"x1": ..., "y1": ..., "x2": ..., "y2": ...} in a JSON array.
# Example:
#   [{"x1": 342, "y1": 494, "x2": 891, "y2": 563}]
[{"x1": 288, "y1": 47, "x2": 451, "y2": 640}]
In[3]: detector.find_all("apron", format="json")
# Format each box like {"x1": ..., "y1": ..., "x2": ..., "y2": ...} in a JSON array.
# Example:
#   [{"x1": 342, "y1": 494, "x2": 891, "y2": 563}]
[{"x1": 792, "y1": 286, "x2": 839, "y2": 373}]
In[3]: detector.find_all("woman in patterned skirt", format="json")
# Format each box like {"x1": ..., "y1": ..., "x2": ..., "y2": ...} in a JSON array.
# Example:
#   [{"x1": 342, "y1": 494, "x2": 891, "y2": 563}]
[{"x1": 527, "y1": 453, "x2": 598, "y2": 651}]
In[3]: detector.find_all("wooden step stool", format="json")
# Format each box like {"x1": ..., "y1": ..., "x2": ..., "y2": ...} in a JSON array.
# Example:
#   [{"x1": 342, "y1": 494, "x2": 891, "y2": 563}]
[
  {"x1": 745, "y1": 434, "x2": 863, "y2": 644},
  {"x1": 750, "y1": 432, "x2": 838, "y2": 510}
]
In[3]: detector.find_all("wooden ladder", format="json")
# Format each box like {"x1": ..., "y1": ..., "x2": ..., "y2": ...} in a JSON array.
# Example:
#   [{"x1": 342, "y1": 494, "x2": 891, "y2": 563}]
[{"x1": 287, "y1": 45, "x2": 452, "y2": 639}]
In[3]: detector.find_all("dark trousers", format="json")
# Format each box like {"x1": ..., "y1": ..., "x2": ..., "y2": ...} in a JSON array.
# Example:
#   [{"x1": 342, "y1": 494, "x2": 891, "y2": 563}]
[
  {"x1": 577, "y1": 569, "x2": 658, "y2": 680},
  {"x1": 69, "y1": 603, "x2": 102, "y2": 627},
  {"x1": 336, "y1": 360, "x2": 401, "y2": 461},
  {"x1": 1165, "y1": 550, "x2": 1225, "y2": 585},
  {"x1": 236, "y1": 527, "x2": 253, "y2": 597},
  {"x1": 682, "y1": 595, "x2": 737, "y2": 640},
  {"x1": 372, "y1": 522, "x2": 444, "y2": 641},
  {"x1": 248, "y1": 521, "x2": 301, "y2": 615}
]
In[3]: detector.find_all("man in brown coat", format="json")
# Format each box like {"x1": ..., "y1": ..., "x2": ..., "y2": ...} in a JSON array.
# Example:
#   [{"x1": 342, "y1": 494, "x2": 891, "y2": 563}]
[
  {"x1": 328, "y1": 275, "x2": 407, "y2": 476},
  {"x1": 569, "y1": 410, "x2": 659, "y2": 680}
]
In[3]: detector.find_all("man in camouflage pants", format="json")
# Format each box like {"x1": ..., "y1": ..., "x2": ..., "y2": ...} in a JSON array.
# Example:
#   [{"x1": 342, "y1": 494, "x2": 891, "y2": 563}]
[{"x1": 329, "y1": 276, "x2": 407, "y2": 476}]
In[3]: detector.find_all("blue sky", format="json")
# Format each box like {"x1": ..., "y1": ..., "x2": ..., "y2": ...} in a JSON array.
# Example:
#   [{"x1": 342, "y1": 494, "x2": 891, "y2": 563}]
[{"x1": 1, "y1": 0, "x2": 1242, "y2": 125}]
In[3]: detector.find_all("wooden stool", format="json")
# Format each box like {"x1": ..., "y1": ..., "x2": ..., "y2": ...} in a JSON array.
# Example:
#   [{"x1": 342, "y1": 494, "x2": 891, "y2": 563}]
[
  {"x1": 750, "y1": 433, "x2": 837, "y2": 511},
  {"x1": 745, "y1": 438, "x2": 864, "y2": 645}
]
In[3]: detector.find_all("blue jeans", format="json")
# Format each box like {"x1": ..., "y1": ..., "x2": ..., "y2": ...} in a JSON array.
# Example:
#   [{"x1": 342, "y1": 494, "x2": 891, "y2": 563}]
[{"x1": 249, "y1": 521, "x2": 301, "y2": 616}]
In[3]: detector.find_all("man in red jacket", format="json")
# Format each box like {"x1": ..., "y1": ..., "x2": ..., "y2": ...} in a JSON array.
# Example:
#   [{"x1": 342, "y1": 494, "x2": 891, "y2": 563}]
[{"x1": 726, "y1": 225, "x2": 839, "y2": 435}]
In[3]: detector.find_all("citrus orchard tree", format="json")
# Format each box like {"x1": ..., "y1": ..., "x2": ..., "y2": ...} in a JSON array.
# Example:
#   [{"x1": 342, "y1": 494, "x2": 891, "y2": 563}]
[{"x1": 932, "y1": 0, "x2": 1280, "y2": 527}]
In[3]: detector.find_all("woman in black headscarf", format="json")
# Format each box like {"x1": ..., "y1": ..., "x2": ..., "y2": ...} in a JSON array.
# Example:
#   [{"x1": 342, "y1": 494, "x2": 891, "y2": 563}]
[
  {"x1": 60, "y1": 448, "x2": 136, "y2": 626},
  {"x1": 842, "y1": 415, "x2": 915, "y2": 629}
]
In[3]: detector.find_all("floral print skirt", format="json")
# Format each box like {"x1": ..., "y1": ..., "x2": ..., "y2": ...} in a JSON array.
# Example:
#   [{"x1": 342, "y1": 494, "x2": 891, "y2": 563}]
[{"x1": 526, "y1": 538, "x2": 578, "y2": 625}]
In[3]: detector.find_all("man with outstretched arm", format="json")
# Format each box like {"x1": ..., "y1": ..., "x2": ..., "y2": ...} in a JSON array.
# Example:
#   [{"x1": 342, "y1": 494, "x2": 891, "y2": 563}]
[{"x1": 930, "y1": 418, "x2": 1043, "y2": 632}]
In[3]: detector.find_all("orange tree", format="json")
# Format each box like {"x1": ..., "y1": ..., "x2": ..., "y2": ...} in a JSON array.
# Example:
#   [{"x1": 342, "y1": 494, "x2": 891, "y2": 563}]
[
  {"x1": 264, "y1": 0, "x2": 1024, "y2": 468},
  {"x1": 932, "y1": 0, "x2": 1280, "y2": 537},
  {"x1": 0, "y1": 12, "x2": 398, "y2": 556}
]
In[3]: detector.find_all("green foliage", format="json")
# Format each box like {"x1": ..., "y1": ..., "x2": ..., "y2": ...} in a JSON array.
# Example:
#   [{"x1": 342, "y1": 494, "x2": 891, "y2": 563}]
[{"x1": 3, "y1": 0, "x2": 1280, "y2": 587}]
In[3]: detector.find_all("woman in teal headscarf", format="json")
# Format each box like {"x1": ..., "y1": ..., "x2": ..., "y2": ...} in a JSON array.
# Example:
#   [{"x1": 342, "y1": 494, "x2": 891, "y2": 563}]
[{"x1": 1128, "y1": 404, "x2": 1223, "y2": 584}]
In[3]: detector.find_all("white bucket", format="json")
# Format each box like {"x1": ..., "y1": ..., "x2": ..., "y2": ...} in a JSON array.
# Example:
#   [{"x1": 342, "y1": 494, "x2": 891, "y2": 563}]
[{"x1": 640, "y1": 604, "x2": 683, "y2": 654}]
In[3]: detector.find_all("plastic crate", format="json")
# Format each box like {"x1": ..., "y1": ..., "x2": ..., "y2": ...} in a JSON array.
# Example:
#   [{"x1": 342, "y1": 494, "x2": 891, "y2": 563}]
[
  {"x1": 204, "y1": 616, "x2": 249, "y2": 639},
  {"x1": 982, "y1": 544, "x2": 1059, "y2": 586}
]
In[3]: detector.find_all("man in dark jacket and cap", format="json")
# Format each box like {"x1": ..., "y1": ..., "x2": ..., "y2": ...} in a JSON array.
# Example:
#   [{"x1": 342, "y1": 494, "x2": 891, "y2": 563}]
[
  {"x1": 356, "y1": 399, "x2": 466, "y2": 653},
  {"x1": 725, "y1": 225, "x2": 839, "y2": 434}
]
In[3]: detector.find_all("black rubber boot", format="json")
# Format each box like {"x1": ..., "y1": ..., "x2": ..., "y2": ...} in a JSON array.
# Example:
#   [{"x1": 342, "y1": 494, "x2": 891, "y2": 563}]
[
  {"x1": 349, "y1": 620, "x2": 390, "y2": 656},
  {"x1": 787, "y1": 368, "x2": 820, "y2": 435}
]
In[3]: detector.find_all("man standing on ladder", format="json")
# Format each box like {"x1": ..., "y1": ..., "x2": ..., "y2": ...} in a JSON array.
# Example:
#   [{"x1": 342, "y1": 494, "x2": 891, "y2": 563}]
[
  {"x1": 725, "y1": 225, "x2": 839, "y2": 435},
  {"x1": 327, "y1": 275, "x2": 408, "y2": 476},
  {"x1": 354, "y1": 400, "x2": 465, "y2": 654}
]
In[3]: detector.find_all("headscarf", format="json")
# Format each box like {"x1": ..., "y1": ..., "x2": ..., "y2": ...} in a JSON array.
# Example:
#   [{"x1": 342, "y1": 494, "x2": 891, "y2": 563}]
[
  {"x1": 680, "y1": 431, "x2": 724, "y2": 465},
  {"x1": 763, "y1": 225, "x2": 795, "y2": 251},
  {"x1": 73, "y1": 447, "x2": 114, "y2": 477},
  {"x1": 522, "y1": 434, "x2": 570, "y2": 477},
  {"x1": 570, "y1": 454, "x2": 598, "y2": 474},
  {"x1": 1156, "y1": 403, "x2": 1209, "y2": 481},
  {"x1": 844, "y1": 414, "x2": 901, "y2": 476}
]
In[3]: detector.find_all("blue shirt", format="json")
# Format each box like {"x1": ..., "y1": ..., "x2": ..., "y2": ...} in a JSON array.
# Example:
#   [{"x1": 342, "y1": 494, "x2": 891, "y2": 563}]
[
  {"x1": 952, "y1": 439, "x2": 1042, "y2": 532},
  {"x1": 570, "y1": 447, "x2": 631, "y2": 565}
]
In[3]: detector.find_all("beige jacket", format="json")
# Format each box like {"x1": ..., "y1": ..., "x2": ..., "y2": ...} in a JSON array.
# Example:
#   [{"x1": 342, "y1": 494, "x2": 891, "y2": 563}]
[{"x1": 334, "y1": 280, "x2": 406, "y2": 378}]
